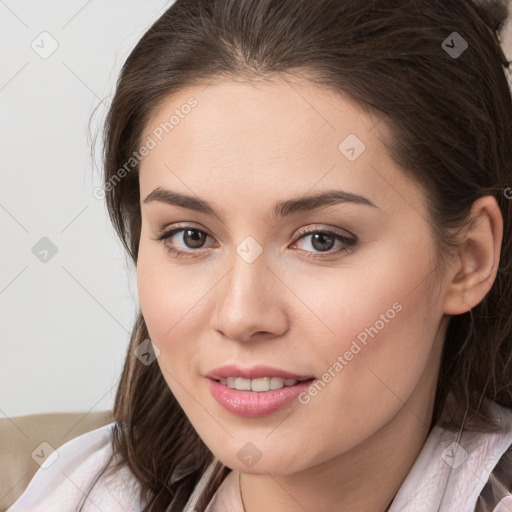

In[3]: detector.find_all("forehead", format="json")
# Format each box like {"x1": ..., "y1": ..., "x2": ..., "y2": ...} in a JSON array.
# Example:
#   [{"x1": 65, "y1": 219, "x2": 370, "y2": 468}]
[
  {"x1": 137, "y1": 77, "x2": 423, "y2": 217},
  {"x1": 141, "y1": 76, "x2": 382, "y2": 165}
]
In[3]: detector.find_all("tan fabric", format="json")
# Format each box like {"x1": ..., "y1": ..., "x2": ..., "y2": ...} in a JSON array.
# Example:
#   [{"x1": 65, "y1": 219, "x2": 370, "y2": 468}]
[{"x1": 0, "y1": 410, "x2": 113, "y2": 512}]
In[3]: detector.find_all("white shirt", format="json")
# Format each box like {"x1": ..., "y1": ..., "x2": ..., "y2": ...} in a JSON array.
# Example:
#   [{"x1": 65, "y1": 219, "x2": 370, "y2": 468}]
[
  {"x1": 6, "y1": 422, "x2": 145, "y2": 512},
  {"x1": 8, "y1": 399, "x2": 512, "y2": 511}
]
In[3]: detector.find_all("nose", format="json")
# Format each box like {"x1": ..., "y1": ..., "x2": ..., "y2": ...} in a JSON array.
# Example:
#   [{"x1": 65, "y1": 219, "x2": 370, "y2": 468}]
[{"x1": 211, "y1": 248, "x2": 289, "y2": 343}]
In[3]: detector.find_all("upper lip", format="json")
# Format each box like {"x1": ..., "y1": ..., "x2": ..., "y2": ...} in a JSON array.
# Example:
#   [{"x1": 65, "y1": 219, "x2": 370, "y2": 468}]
[{"x1": 205, "y1": 364, "x2": 315, "y2": 381}]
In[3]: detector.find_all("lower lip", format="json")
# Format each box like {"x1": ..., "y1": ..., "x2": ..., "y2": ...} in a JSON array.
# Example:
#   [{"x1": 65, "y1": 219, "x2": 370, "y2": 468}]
[{"x1": 207, "y1": 378, "x2": 315, "y2": 418}]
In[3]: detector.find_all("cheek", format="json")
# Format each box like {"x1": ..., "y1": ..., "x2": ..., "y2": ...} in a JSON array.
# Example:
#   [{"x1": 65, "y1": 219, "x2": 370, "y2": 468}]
[
  {"x1": 136, "y1": 243, "x2": 211, "y2": 385},
  {"x1": 294, "y1": 269, "x2": 435, "y2": 370},
  {"x1": 288, "y1": 239, "x2": 441, "y2": 436},
  {"x1": 137, "y1": 251, "x2": 170, "y2": 339},
  {"x1": 137, "y1": 241, "x2": 198, "y2": 339}
]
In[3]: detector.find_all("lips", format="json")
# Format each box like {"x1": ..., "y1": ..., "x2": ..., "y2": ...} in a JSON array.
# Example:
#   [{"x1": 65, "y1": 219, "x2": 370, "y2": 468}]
[
  {"x1": 208, "y1": 378, "x2": 315, "y2": 417},
  {"x1": 205, "y1": 364, "x2": 315, "y2": 381}
]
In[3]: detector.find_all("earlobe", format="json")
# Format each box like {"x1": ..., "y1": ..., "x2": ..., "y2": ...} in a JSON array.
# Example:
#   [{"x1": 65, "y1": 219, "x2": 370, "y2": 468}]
[{"x1": 443, "y1": 196, "x2": 503, "y2": 315}]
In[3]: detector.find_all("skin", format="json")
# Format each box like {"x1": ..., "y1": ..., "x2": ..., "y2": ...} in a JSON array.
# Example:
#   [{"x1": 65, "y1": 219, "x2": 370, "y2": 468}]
[{"x1": 136, "y1": 76, "x2": 502, "y2": 512}]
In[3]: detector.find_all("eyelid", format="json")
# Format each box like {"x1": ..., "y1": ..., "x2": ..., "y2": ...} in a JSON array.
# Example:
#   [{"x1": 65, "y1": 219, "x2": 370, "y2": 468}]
[
  {"x1": 154, "y1": 222, "x2": 215, "y2": 241},
  {"x1": 293, "y1": 224, "x2": 356, "y2": 240}
]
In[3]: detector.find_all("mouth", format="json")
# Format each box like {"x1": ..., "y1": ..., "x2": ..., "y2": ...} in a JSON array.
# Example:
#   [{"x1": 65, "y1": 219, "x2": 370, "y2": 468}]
[
  {"x1": 207, "y1": 376, "x2": 316, "y2": 417},
  {"x1": 213, "y1": 376, "x2": 315, "y2": 392}
]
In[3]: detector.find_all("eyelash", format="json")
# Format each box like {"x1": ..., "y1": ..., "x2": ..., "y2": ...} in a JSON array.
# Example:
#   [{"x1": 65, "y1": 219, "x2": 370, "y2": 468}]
[{"x1": 152, "y1": 225, "x2": 356, "y2": 260}]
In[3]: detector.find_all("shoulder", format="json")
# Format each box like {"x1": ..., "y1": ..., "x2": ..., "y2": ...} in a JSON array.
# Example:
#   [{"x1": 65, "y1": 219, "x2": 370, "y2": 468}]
[
  {"x1": 7, "y1": 421, "x2": 146, "y2": 512},
  {"x1": 389, "y1": 399, "x2": 512, "y2": 512},
  {"x1": 475, "y1": 401, "x2": 512, "y2": 511}
]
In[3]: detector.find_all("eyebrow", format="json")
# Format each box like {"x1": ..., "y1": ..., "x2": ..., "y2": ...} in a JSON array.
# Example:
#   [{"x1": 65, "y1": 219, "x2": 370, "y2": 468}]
[{"x1": 143, "y1": 187, "x2": 379, "y2": 219}]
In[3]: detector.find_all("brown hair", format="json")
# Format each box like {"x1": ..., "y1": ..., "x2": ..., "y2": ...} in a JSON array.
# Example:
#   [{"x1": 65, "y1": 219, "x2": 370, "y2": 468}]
[{"x1": 88, "y1": 0, "x2": 512, "y2": 510}]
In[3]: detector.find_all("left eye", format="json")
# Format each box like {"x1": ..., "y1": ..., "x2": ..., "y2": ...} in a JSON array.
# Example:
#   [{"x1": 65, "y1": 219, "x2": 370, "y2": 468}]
[
  {"x1": 292, "y1": 230, "x2": 354, "y2": 254},
  {"x1": 153, "y1": 226, "x2": 356, "y2": 258}
]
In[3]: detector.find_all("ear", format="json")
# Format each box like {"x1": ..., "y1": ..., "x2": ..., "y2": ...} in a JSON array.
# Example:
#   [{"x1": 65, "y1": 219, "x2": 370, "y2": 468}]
[{"x1": 443, "y1": 195, "x2": 503, "y2": 315}]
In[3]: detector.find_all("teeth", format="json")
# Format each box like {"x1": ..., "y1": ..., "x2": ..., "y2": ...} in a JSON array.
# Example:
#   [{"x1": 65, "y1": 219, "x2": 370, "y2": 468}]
[{"x1": 218, "y1": 377, "x2": 300, "y2": 391}]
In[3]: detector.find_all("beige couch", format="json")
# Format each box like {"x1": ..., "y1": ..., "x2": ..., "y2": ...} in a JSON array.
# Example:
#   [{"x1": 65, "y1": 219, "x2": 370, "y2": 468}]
[{"x1": 0, "y1": 410, "x2": 113, "y2": 511}]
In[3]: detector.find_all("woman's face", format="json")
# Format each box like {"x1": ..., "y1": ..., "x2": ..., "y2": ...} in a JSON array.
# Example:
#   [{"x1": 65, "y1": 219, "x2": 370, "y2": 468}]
[{"x1": 137, "y1": 77, "x2": 451, "y2": 474}]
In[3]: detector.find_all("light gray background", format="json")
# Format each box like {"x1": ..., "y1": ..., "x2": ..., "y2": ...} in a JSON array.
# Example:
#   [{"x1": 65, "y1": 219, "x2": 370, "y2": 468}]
[
  {"x1": 1, "y1": 1, "x2": 511, "y2": 419},
  {"x1": 0, "y1": 0, "x2": 173, "y2": 417}
]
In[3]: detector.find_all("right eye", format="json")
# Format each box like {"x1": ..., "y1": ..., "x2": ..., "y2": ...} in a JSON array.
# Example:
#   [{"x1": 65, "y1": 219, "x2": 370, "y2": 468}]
[{"x1": 152, "y1": 226, "x2": 217, "y2": 258}]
